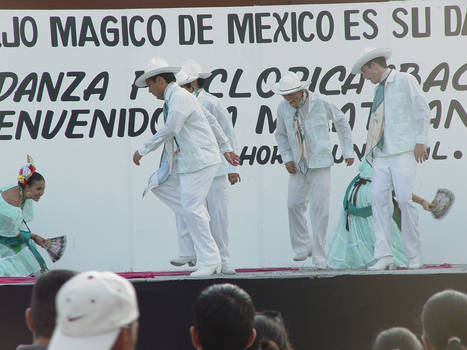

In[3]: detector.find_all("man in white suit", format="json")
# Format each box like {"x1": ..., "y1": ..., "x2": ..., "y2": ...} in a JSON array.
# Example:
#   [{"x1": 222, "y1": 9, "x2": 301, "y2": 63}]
[
  {"x1": 133, "y1": 57, "x2": 239, "y2": 277},
  {"x1": 169, "y1": 61, "x2": 240, "y2": 274},
  {"x1": 274, "y1": 71, "x2": 354, "y2": 269},
  {"x1": 351, "y1": 47, "x2": 430, "y2": 270}
]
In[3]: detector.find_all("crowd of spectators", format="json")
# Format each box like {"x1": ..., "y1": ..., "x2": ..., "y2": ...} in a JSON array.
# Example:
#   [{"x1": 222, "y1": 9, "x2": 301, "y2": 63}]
[{"x1": 15, "y1": 270, "x2": 467, "y2": 350}]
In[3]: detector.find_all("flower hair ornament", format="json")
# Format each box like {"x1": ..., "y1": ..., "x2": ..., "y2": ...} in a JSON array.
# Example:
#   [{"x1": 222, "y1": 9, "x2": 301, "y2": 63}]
[{"x1": 18, "y1": 154, "x2": 36, "y2": 186}]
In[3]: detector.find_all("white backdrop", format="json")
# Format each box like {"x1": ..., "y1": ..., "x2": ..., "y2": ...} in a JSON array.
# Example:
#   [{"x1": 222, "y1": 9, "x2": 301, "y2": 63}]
[{"x1": 0, "y1": 0, "x2": 466, "y2": 272}]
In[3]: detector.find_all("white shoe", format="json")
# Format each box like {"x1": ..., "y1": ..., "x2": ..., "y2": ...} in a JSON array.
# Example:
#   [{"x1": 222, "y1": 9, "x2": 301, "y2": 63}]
[
  {"x1": 190, "y1": 264, "x2": 221, "y2": 277},
  {"x1": 408, "y1": 256, "x2": 422, "y2": 269},
  {"x1": 293, "y1": 251, "x2": 312, "y2": 261},
  {"x1": 221, "y1": 263, "x2": 236, "y2": 275},
  {"x1": 368, "y1": 256, "x2": 394, "y2": 271},
  {"x1": 170, "y1": 256, "x2": 196, "y2": 267},
  {"x1": 312, "y1": 261, "x2": 327, "y2": 270}
]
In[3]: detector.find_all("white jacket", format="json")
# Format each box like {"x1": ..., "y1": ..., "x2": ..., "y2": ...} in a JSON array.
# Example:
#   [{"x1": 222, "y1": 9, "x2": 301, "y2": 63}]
[
  {"x1": 197, "y1": 89, "x2": 239, "y2": 177},
  {"x1": 275, "y1": 92, "x2": 353, "y2": 169},
  {"x1": 375, "y1": 70, "x2": 430, "y2": 157},
  {"x1": 138, "y1": 83, "x2": 220, "y2": 174}
]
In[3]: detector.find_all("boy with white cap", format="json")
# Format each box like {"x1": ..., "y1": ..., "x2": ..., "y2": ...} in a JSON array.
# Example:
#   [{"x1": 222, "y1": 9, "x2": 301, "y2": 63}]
[
  {"x1": 133, "y1": 57, "x2": 239, "y2": 277},
  {"x1": 274, "y1": 71, "x2": 354, "y2": 268},
  {"x1": 351, "y1": 48, "x2": 430, "y2": 270},
  {"x1": 170, "y1": 60, "x2": 240, "y2": 274},
  {"x1": 48, "y1": 271, "x2": 139, "y2": 350}
]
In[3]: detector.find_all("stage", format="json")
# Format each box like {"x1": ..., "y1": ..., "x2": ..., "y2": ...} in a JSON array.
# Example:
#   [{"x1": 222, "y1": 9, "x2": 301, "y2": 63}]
[{"x1": 3, "y1": 266, "x2": 467, "y2": 350}]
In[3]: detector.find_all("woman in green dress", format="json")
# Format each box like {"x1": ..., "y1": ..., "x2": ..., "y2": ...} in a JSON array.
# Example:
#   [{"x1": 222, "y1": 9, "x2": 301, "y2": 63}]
[
  {"x1": 327, "y1": 159, "x2": 433, "y2": 269},
  {"x1": 0, "y1": 162, "x2": 49, "y2": 276}
]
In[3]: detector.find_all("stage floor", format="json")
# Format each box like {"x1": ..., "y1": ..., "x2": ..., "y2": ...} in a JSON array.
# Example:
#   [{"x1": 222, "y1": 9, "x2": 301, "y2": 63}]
[{"x1": 0, "y1": 263, "x2": 461, "y2": 285}]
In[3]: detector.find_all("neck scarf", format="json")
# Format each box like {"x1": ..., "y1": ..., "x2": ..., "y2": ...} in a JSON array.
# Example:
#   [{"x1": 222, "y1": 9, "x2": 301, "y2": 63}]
[
  {"x1": 142, "y1": 101, "x2": 179, "y2": 197},
  {"x1": 365, "y1": 69, "x2": 391, "y2": 166},
  {"x1": 156, "y1": 103, "x2": 175, "y2": 186},
  {"x1": 294, "y1": 91, "x2": 309, "y2": 175}
]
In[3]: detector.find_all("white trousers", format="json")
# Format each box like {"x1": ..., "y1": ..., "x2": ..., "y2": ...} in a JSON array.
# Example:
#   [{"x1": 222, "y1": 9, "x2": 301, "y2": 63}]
[
  {"x1": 152, "y1": 164, "x2": 221, "y2": 267},
  {"x1": 176, "y1": 175, "x2": 231, "y2": 264},
  {"x1": 371, "y1": 152, "x2": 420, "y2": 260},
  {"x1": 288, "y1": 167, "x2": 330, "y2": 265}
]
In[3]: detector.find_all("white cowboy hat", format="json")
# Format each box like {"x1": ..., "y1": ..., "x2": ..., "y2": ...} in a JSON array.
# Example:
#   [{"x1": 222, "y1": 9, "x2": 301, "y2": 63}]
[
  {"x1": 135, "y1": 57, "x2": 181, "y2": 88},
  {"x1": 351, "y1": 47, "x2": 392, "y2": 75},
  {"x1": 175, "y1": 69, "x2": 197, "y2": 86},
  {"x1": 182, "y1": 58, "x2": 212, "y2": 79},
  {"x1": 273, "y1": 71, "x2": 309, "y2": 95}
]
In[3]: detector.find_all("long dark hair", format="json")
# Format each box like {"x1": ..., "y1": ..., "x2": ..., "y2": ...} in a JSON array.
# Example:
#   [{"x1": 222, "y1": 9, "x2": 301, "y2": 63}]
[
  {"x1": 19, "y1": 172, "x2": 44, "y2": 189},
  {"x1": 248, "y1": 311, "x2": 294, "y2": 350}
]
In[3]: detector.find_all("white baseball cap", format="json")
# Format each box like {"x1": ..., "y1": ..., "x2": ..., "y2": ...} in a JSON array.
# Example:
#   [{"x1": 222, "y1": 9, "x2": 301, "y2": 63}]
[
  {"x1": 135, "y1": 56, "x2": 181, "y2": 88},
  {"x1": 351, "y1": 47, "x2": 392, "y2": 74},
  {"x1": 273, "y1": 71, "x2": 309, "y2": 95},
  {"x1": 48, "y1": 271, "x2": 139, "y2": 350}
]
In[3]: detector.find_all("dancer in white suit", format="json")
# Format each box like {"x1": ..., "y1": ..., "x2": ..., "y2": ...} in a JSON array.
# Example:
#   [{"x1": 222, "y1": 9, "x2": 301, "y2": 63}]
[
  {"x1": 170, "y1": 63, "x2": 240, "y2": 274},
  {"x1": 132, "y1": 57, "x2": 239, "y2": 277},
  {"x1": 274, "y1": 71, "x2": 354, "y2": 268},
  {"x1": 351, "y1": 48, "x2": 430, "y2": 270}
]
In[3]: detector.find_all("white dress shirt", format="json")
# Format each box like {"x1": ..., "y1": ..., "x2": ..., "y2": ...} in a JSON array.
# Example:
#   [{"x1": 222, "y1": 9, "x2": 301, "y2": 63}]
[
  {"x1": 275, "y1": 91, "x2": 354, "y2": 169},
  {"x1": 375, "y1": 70, "x2": 430, "y2": 158},
  {"x1": 202, "y1": 106, "x2": 232, "y2": 155},
  {"x1": 197, "y1": 89, "x2": 239, "y2": 176},
  {"x1": 138, "y1": 83, "x2": 220, "y2": 174}
]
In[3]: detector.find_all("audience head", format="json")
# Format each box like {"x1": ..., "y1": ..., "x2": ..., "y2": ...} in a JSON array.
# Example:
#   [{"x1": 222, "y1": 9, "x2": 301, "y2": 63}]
[
  {"x1": 191, "y1": 283, "x2": 256, "y2": 350},
  {"x1": 372, "y1": 327, "x2": 423, "y2": 350},
  {"x1": 421, "y1": 289, "x2": 467, "y2": 350},
  {"x1": 248, "y1": 311, "x2": 294, "y2": 350},
  {"x1": 25, "y1": 269, "x2": 77, "y2": 344},
  {"x1": 48, "y1": 271, "x2": 139, "y2": 350}
]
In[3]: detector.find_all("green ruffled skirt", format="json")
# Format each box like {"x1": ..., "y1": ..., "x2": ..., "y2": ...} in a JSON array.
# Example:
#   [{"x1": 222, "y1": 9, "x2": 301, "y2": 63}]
[
  {"x1": 327, "y1": 180, "x2": 408, "y2": 269},
  {"x1": 0, "y1": 230, "x2": 46, "y2": 277}
]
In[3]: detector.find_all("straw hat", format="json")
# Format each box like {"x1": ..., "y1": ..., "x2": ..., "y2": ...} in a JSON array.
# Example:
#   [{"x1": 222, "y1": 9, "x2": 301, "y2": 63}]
[
  {"x1": 176, "y1": 69, "x2": 197, "y2": 86},
  {"x1": 182, "y1": 58, "x2": 212, "y2": 79},
  {"x1": 273, "y1": 71, "x2": 309, "y2": 95},
  {"x1": 351, "y1": 47, "x2": 392, "y2": 75},
  {"x1": 135, "y1": 57, "x2": 181, "y2": 88}
]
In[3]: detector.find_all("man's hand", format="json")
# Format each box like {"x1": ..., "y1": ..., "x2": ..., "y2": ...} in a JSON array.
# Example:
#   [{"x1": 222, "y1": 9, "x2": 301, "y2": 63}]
[
  {"x1": 422, "y1": 199, "x2": 436, "y2": 211},
  {"x1": 133, "y1": 151, "x2": 142, "y2": 166},
  {"x1": 224, "y1": 152, "x2": 241, "y2": 166},
  {"x1": 345, "y1": 158, "x2": 354, "y2": 166},
  {"x1": 414, "y1": 144, "x2": 428, "y2": 163},
  {"x1": 228, "y1": 173, "x2": 241, "y2": 185},
  {"x1": 285, "y1": 161, "x2": 297, "y2": 174}
]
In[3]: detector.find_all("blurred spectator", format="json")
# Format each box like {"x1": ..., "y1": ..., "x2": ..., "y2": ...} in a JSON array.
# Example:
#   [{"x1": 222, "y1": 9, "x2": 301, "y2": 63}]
[
  {"x1": 17, "y1": 269, "x2": 76, "y2": 350},
  {"x1": 372, "y1": 327, "x2": 423, "y2": 350},
  {"x1": 48, "y1": 271, "x2": 139, "y2": 350},
  {"x1": 191, "y1": 283, "x2": 256, "y2": 350},
  {"x1": 248, "y1": 311, "x2": 294, "y2": 350},
  {"x1": 421, "y1": 289, "x2": 467, "y2": 350}
]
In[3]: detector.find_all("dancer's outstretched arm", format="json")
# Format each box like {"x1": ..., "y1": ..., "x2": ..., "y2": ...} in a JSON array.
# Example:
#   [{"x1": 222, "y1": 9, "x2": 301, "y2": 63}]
[{"x1": 412, "y1": 194, "x2": 435, "y2": 211}]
